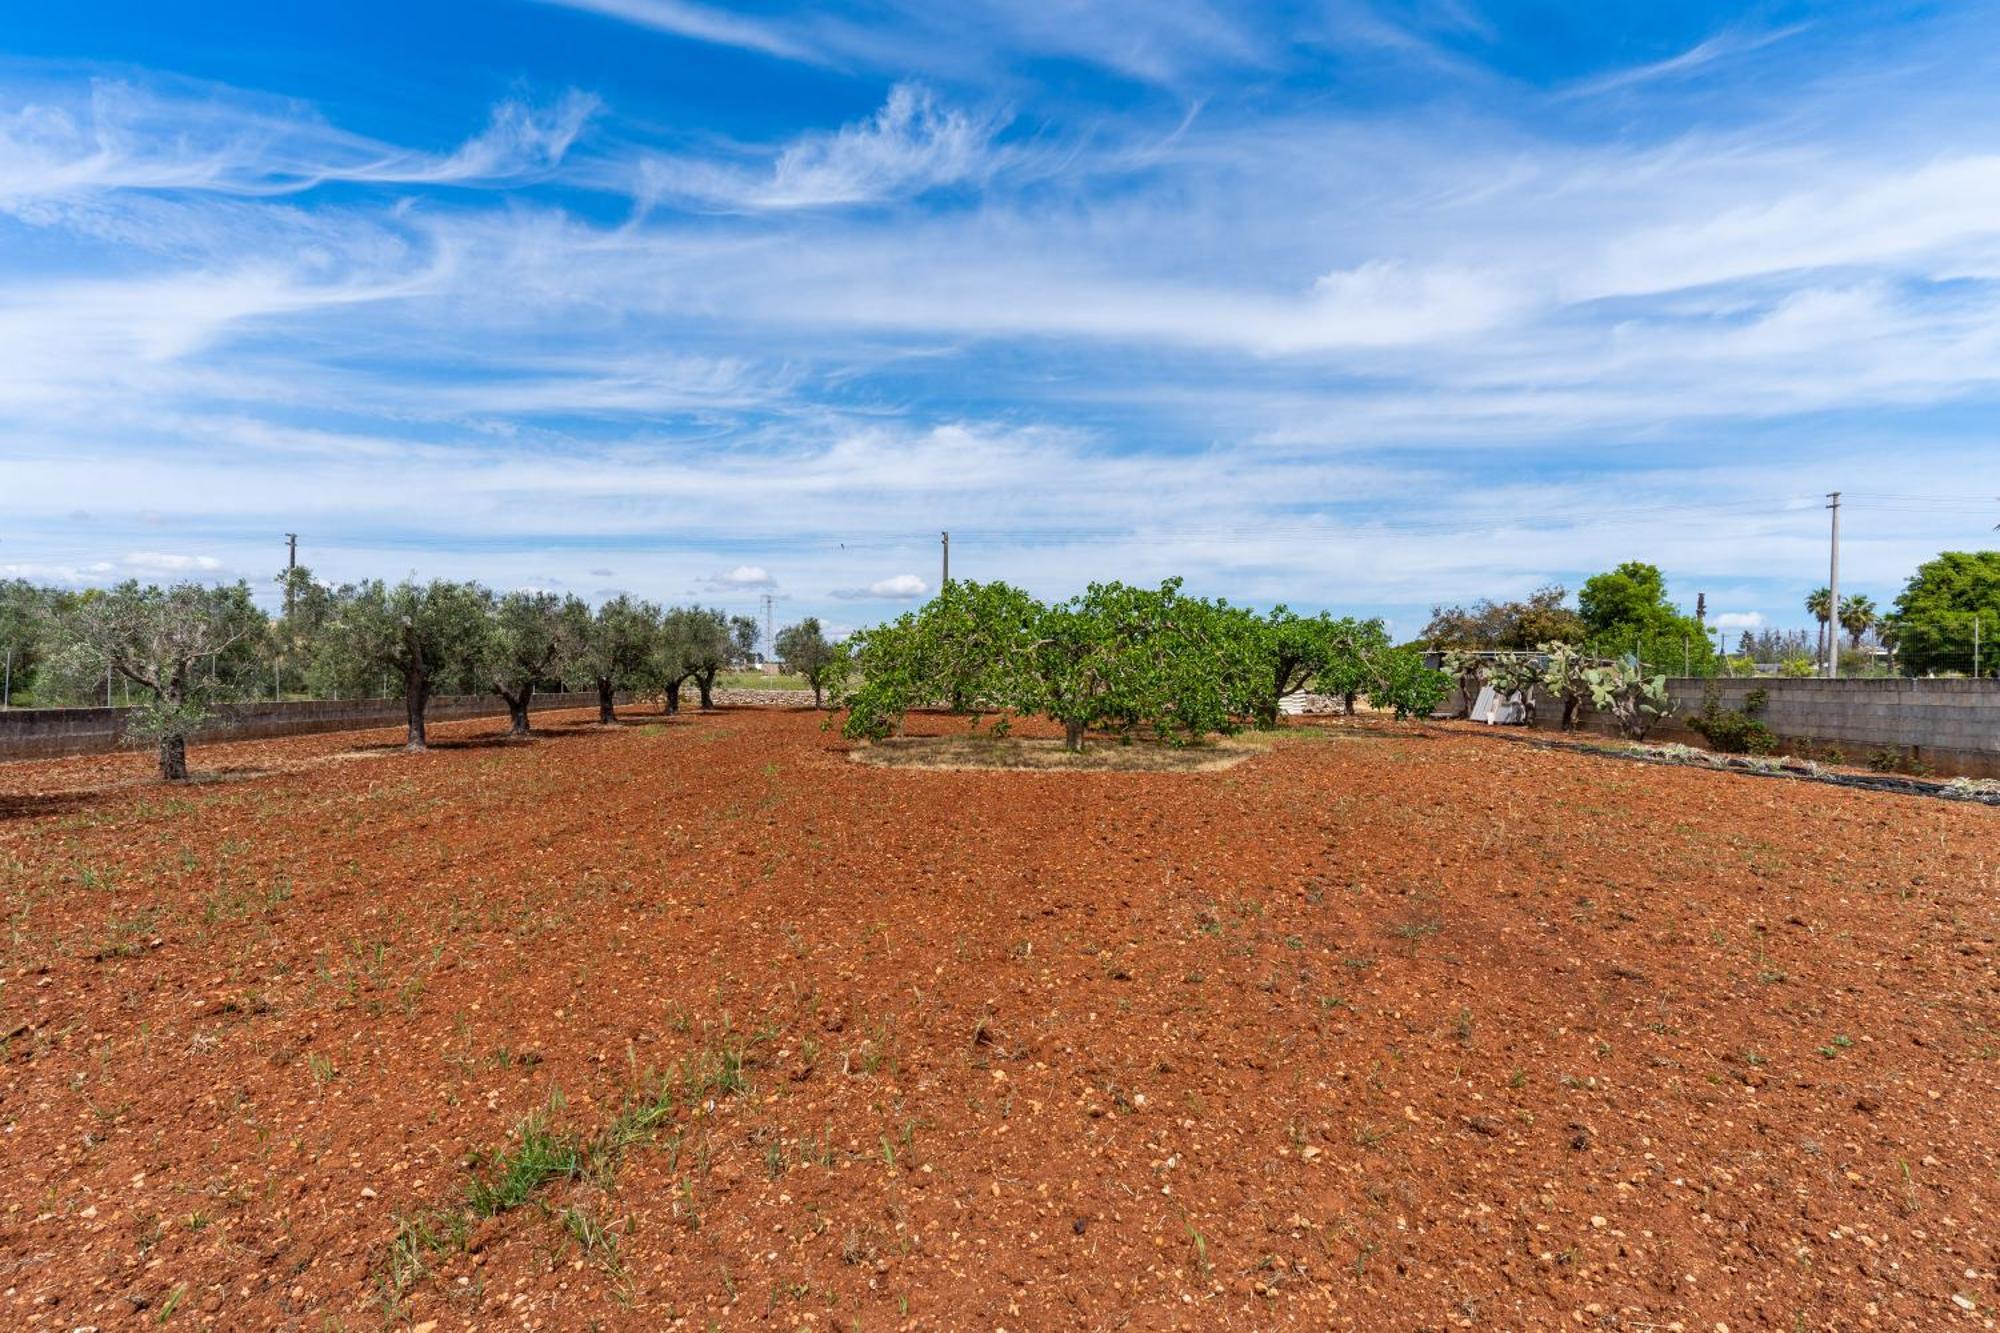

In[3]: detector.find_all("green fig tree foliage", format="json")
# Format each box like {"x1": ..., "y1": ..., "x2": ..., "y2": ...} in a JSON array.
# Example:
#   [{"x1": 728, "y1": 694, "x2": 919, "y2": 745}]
[{"x1": 1364, "y1": 647, "x2": 1451, "y2": 721}]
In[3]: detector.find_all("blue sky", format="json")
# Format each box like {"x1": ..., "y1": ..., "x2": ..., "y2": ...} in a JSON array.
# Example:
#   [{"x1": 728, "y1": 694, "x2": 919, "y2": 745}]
[{"x1": 3, "y1": 1, "x2": 1998, "y2": 645}]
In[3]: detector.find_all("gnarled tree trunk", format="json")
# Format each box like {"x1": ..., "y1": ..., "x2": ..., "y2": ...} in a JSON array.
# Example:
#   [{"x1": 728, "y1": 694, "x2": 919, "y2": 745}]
[
  {"x1": 158, "y1": 732, "x2": 188, "y2": 781},
  {"x1": 664, "y1": 679, "x2": 682, "y2": 714},
  {"x1": 405, "y1": 670, "x2": 429, "y2": 751},
  {"x1": 597, "y1": 676, "x2": 616, "y2": 724},
  {"x1": 503, "y1": 687, "x2": 533, "y2": 736},
  {"x1": 697, "y1": 668, "x2": 716, "y2": 710}
]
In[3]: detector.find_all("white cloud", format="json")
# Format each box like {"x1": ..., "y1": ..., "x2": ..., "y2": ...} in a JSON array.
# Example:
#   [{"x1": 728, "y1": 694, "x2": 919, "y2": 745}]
[
  {"x1": 708, "y1": 564, "x2": 775, "y2": 589},
  {"x1": 542, "y1": 0, "x2": 1262, "y2": 84},
  {"x1": 123, "y1": 552, "x2": 223, "y2": 573},
  {"x1": 0, "y1": 81, "x2": 598, "y2": 212},
  {"x1": 1714, "y1": 611, "x2": 1766, "y2": 631},
  {"x1": 831, "y1": 573, "x2": 928, "y2": 600},
  {"x1": 1563, "y1": 25, "x2": 1809, "y2": 99},
  {"x1": 541, "y1": 0, "x2": 820, "y2": 63},
  {"x1": 635, "y1": 84, "x2": 1003, "y2": 211}
]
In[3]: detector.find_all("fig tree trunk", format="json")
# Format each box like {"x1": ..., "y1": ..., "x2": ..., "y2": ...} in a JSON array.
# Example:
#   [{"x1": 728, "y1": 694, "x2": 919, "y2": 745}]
[
  {"x1": 158, "y1": 731, "x2": 188, "y2": 782},
  {"x1": 597, "y1": 677, "x2": 616, "y2": 724},
  {"x1": 811, "y1": 681, "x2": 823, "y2": 708},
  {"x1": 1342, "y1": 690, "x2": 1357, "y2": 716}
]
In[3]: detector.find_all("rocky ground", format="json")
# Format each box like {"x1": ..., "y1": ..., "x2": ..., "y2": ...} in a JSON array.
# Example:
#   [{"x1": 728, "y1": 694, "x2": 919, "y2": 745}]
[{"x1": 0, "y1": 706, "x2": 1993, "y2": 1330}]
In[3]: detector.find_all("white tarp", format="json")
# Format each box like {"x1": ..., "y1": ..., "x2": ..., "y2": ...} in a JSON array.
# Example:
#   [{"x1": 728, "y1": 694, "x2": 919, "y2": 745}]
[{"x1": 1471, "y1": 684, "x2": 1526, "y2": 725}]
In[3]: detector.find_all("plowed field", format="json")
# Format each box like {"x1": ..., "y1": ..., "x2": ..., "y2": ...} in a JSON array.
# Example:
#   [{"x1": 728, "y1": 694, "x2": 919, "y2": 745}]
[{"x1": 1, "y1": 706, "x2": 1994, "y2": 1330}]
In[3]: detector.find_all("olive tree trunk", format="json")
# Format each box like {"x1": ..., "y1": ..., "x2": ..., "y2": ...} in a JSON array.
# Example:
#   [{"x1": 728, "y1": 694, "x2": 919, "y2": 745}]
[
  {"x1": 157, "y1": 731, "x2": 188, "y2": 781},
  {"x1": 1063, "y1": 719, "x2": 1086, "y2": 752},
  {"x1": 405, "y1": 670, "x2": 430, "y2": 751},
  {"x1": 664, "y1": 679, "x2": 682, "y2": 715},
  {"x1": 597, "y1": 677, "x2": 616, "y2": 724},
  {"x1": 696, "y1": 669, "x2": 716, "y2": 709},
  {"x1": 503, "y1": 687, "x2": 533, "y2": 736}
]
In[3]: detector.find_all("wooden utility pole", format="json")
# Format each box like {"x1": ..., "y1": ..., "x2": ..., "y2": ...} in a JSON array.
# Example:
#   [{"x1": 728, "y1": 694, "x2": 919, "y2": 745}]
[{"x1": 1825, "y1": 492, "x2": 1841, "y2": 679}]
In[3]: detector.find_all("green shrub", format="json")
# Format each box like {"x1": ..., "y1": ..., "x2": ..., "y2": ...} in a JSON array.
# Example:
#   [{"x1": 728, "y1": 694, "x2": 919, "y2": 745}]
[{"x1": 1685, "y1": 683, "x2": 1778, "y2": 755}]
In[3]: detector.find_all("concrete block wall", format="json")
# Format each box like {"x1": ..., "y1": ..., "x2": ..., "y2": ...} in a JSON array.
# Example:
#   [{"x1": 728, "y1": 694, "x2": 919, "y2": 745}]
[
  {"x1": 1499, "y1": 676, "x2": 2000, "y2": 779},
  {"x1": 0, "y1": 691, "x2": 615, "y2": 762}
]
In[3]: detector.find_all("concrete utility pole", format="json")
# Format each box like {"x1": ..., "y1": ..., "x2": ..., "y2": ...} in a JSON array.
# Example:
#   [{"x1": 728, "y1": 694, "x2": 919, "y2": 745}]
[
  {"x1": 940, "y1": 530, "x2": 950, "y2": 589},
  {"x1": 762, "y1": 594, "x2": 776, "y2": 659},
  {"x1": 1825, "y1": 492, "x2": 1841, "y2": 680},
  {"x1": 284, "y1": 532, "x2": 299, "y2": 618}
]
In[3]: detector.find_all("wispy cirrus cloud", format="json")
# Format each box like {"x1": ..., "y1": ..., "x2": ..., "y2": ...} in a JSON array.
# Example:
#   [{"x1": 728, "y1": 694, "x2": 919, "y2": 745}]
[
  {"x1": 1563, "y1": 24, "x2": 1811, "y2": 99},
  {"x1": 0, "y1": 80, "x2": 599, "y2": 211},
  {"x1": 541, "y1": 0, "x2": 1263, "y2": 85},
  {"x1": 631, "y1": 83, "x2": 1007, "y2": 212},
  {"x1": 7, "y1": 2, "x2": 2000, "y2": 637}
]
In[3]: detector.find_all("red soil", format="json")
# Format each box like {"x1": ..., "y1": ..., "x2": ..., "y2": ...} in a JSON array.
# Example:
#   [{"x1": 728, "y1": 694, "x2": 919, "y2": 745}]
[{"x1": 0, "y1": 706, "x2": 1994, "y2": 1330}]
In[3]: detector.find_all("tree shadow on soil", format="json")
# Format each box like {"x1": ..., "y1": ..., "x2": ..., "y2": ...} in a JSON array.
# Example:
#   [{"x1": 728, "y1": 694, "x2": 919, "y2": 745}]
[
  {"x1": 0, "y1": 790, "x2": 110, "y2": 821},
  {"x1": 0, "y1": 766, "x2": 274, "y2": 821}
]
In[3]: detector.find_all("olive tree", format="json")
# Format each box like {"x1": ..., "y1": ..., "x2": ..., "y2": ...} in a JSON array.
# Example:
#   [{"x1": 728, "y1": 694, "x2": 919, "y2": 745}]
[
  {"x1": 571, "y1": 595, "x2": 658, "y2": 724},
  {"x1": 774, "y1": 616, "x2": 840, "y2": 706},
  {"x1": 48, "y1": 580, "x2": 265, "y2": 779},
  {"x1": 0, "y1": 578, "x2": 59, "y2": 706},
  {"x1": 662, "y1": 607, "x2": 735, "y2": 710},
  {"x1": 483, "y1": 591, "x2": 578, "y2": 735},
  {"x1": 319, "y1": 579, "x2": 492, "y2": 750},
  {"x1": 730, "y1": 614, "x2": 760, "y2": 666}
]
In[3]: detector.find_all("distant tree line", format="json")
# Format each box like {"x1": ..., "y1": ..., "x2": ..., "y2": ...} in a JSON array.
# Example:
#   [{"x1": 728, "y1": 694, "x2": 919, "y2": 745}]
[
  {"x1": 0, "y1": 572, "x2": 763, "y2": 779},
  {"x1": 1421, "y1": 550, "x2": 2000, "y2": 680},
  {"x1": 1423, "y1": 563, "x2": 1717, "y2": 676}
]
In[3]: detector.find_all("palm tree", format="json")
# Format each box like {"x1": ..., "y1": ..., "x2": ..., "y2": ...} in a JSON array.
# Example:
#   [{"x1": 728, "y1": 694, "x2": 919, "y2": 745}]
[
  {"x1": 1805, "y1": 586, "x2": 1832, "y2": 668},
  {"x1": 1839, "y1": 594, "x2": 1877, "y2": 650}
]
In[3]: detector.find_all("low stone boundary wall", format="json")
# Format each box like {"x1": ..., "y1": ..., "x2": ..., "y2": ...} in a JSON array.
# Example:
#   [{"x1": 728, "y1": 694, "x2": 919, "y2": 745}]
[
  {"x1": 1463, "y1": 676, "x2": 2000, "y2": 779},
  {"x1": 0, "y1": 691, "x2": 613, "y2": 762}
]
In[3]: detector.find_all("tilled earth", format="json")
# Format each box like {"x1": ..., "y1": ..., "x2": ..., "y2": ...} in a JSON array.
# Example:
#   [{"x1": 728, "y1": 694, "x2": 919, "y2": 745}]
[{"x1": 0, "y1": 706, "x2": 1994, "y2": 1331}]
